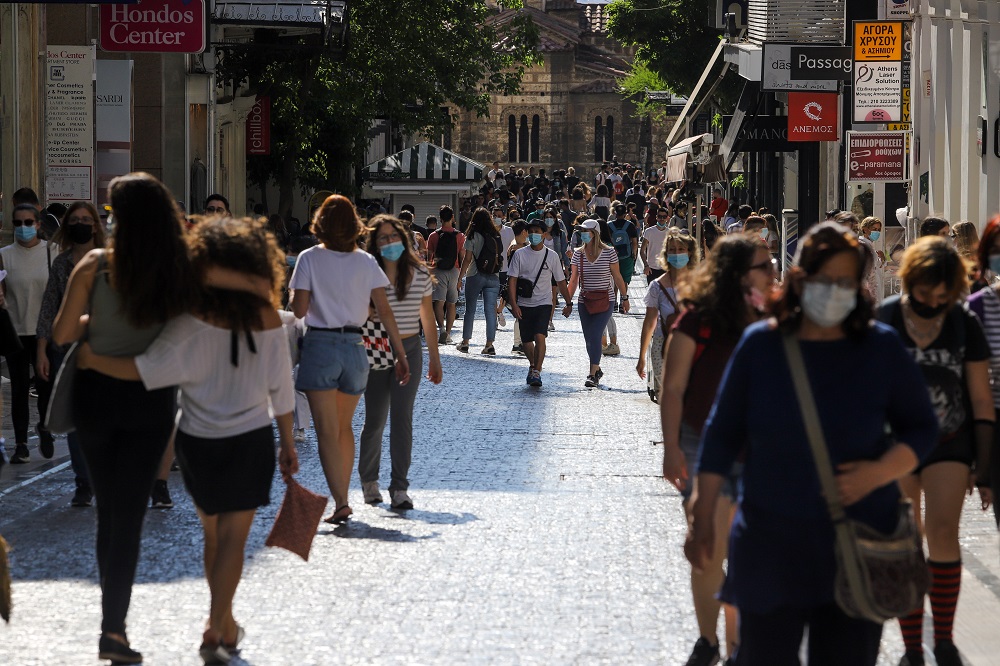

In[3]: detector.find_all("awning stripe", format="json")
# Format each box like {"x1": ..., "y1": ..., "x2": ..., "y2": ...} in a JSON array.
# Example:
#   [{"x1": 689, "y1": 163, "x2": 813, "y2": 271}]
[{"x1": 364, "y1": 141, "x2": 486, "y2": 182}]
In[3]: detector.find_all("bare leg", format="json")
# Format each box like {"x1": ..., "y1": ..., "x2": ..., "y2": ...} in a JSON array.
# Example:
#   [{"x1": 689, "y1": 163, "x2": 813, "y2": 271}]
[
  {"x1": 198, "y1": 508, "x2": 255, "y2": 646},
  {"x1": 306, "y1": 389, "x2": 361, "y2": 510},
  {"x1": 533, "y1": 334, "x2": 547, "y2": 372}
]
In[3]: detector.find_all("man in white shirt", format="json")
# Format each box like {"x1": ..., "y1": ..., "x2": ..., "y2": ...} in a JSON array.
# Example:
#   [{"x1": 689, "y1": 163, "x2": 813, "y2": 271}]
[
  {"x1": 507, "y1": 220, "x2": 572, "y2": 387},
  {"x1": 640, "y1": 208, "x2": 670, "y2": 284},
  {"x1": 487, "y1": 161, "x2": 501, "y2": 183}
]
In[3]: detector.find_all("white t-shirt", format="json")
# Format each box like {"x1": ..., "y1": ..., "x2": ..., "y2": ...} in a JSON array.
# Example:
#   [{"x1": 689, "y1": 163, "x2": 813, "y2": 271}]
[
  {"x1": 289, "y1": 246, "x2": 390, "y2": 328},
  {"x1": 135, "y1": 315, "x2": 295, "y2": 439},
  {"x1": 499, "y1": 224, "x2": 516, "y2": 272},
  {"x1": 642, "y1": 226, "x2": 669, "y2": 270},
  {"x1": 0, "y1": 240, "x2": 49, "y2": 335},
  {"x1": 508, "y1": 246, "x2": 565, "y2": 308}
]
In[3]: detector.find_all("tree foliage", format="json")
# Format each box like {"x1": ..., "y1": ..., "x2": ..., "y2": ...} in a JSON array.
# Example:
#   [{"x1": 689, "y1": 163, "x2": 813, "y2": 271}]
[
  {"x1": 618, "y1": 60, "x2": 673, "y2": 123},
  {"x1": 216, "y1": 0, "x2": 540, "y2": 216}
]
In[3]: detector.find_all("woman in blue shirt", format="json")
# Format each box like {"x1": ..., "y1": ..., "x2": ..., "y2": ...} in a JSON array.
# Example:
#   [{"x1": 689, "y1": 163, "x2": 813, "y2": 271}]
[{"x1": 687, "y1": 222, "x2": 939, "y2": 665}]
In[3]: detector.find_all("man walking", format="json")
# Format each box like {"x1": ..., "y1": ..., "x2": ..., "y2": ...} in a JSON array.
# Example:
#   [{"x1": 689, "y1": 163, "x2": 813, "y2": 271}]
[
  {"x1": 427, "y1": 205, "x2": 465, "y2": 344},
  {"x1": 608, "y1": 203, "x2": 638, "y2": 312}
]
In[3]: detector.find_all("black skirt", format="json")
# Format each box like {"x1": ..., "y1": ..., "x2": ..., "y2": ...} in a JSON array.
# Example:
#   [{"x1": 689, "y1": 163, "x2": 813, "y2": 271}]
[{"x1": 175, "y1": 426, "x2": 275, "y2": 515}]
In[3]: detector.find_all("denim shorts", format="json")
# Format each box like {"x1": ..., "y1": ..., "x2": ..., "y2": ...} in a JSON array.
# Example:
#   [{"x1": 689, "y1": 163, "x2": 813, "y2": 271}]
[
  {"x1": 295, "y1": 330, "x2": 369, "y2": 395},
  {"x1": 680, "y1": 422, "x2": 742, "y2": 501}
]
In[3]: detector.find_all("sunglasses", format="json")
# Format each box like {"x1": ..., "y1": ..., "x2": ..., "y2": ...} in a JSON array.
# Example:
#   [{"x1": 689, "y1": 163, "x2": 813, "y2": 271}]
[{"x1": 11, "y1": 217, "x2": 37, "y2": 227}]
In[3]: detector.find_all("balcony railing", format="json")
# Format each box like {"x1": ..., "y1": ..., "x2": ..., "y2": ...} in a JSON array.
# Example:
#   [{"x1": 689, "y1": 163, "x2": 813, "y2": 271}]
[{"x1": 746, "y1": 0, "x2": 845, "y2": 45}]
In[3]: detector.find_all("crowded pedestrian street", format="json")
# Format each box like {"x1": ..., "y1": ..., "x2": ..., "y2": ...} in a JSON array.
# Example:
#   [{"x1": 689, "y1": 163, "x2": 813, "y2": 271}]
[{"x1": 1, "y1": 286, "x2": 998, "y2": 665}]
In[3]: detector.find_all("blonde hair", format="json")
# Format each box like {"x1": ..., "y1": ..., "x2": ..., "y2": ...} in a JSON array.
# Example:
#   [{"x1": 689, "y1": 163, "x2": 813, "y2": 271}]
[
  {"x1": 899, "y1": 236, "x2": 968, "y2": 303},
  {"x1": 659, "y1": 228, "x2": 699, "y2": 268},
  {"x1": 859, "y1": 216, "x2": 883, "y2": 235},
  {"x1": 951, "y1": 220, "x2": 979, "y2": 260}
]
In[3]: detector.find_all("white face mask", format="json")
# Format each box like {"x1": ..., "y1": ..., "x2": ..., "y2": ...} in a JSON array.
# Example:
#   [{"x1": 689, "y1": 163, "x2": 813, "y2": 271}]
[
  {"x1": 801, "y1": 282, "x2": 857, "y2": 328},
  {"x1": 759, "y1": 229, "x2": 769, "y2": 241}
]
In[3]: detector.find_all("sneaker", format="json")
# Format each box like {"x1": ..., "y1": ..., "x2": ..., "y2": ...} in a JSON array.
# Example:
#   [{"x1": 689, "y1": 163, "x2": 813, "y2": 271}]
[
  {"x1": 38, "y1": 426, "x2": 55, "y2": 459},
  {"x1": 547, "y1": 321, "x2": 555, "y2": 331},
  {"x1": 99, "y1": 634, "x2": 143, "y2": 664},
  {"x1": 10, "y1": 443, "x2": 29, "y2": 464},
  {"x1": 438, "y1": 330, "x2": 448, "y2": 345},
  {"x1": 497, "y1": 310, "x2": 506, "y2": 327},
  {"x1": 528, "y1": 370, "x2": 543, "y2": 387},
  {"x1": 390, "y1": 489, "x2": 414, "y2": 510},
  {"x1": 71, "y1": 481, "x2": 93, "y2": 507},
  {"x1": 684, "y1": 637, "x2": 720, "y2": 666},
  {"x1": 933, "y1": 641, "x2": 961, "y2": 666},
  {"x1": 899, "y1": 651, "x2": 925, "y2": 666},
  {"x1": 595, "y1": 368, "x2": 604, "y2": 382},
  {"x1": 585, "y1": 375, "x2": 597, "y2": 388},
  {"x1": 362, "y1": 481, "x2": 383, "y2": 504},
  {"x1": 199, "y1": 641, "x2": 231, "y2": 665},
  {"x1": 442, "y1": 333, "x2": 454, "y2": 346},
  {"x1": 603, "y1": 343, "x2": 621, "y2": 356},
  {"x1": 457, "y1": 341, "x2": 470, "y2": 353},
  {"x1": 512, "y1": 344, "x2": 525, "y2": 356},
  {"x1": 482, "y1": 345, "x2": 496, "y2": 356},
  {"x1": 150, "y1": 480, "x2": 174, "y2": 509},
  {"x1": 294, "y1": 428, "x2": 306, "y2": 443}
]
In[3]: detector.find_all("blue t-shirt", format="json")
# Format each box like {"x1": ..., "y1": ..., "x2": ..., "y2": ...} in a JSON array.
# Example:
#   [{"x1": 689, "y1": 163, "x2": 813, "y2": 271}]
[{"x1": 698, "y1": 321, "x2": 938, "y2": 613}]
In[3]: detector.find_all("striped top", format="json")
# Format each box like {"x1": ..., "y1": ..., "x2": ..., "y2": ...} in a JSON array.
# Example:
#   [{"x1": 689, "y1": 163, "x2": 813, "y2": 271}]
[
  {"x1": 972, "y1": 286, "x2": 1000, "y2": 407},
  {"x1": 374, "y1": 267, "x2": 433, "y2": 336},
  {"x1": 572, "y1": 246, "x2": 618, "y2": 302}
]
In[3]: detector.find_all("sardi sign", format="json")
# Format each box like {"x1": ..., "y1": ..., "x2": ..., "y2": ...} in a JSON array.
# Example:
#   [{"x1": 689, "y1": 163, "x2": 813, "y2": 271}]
[{"x1": 100, "y1": 0, "x2": 206, "y2": 53}]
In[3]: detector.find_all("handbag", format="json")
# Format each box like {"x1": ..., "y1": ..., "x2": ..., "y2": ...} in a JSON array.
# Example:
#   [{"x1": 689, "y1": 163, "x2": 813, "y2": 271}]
[
  {"x1": 515, "y1": 251, "x2": 547, "y2": 300},
  {"x1": 45, "y1": 342, "x2": 80, "y2": 435},
  {"x1": 782, "y1": 334, "x2": 929, "y2": 623},
  {"x1": 579, "y1": 250, "x2": 610, "y2": 314},
  {"x1": 361, "y1": 318, "x2": 394, "y2": 370},
  {"x1": 265, "y1": 477, "x2": 328, "y2": 561}
]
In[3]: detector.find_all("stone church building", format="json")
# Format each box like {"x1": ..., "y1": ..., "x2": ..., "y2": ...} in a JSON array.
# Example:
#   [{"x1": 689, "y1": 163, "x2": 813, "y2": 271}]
[{"x1": 450, "y1": 1, "x2": 671, "y2": 179}]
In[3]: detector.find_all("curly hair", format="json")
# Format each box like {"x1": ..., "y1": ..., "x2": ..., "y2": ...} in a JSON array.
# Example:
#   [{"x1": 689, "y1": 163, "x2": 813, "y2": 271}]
[
  {"x1": 658, "y1": 227, "x2": 700, "y2": 268},
  {"x1": 676, "y1": 234, "x2": 761, "y2": 338},
  {"x1": 899, "y1": 236, "x2": 968, "y2": 304},
  {"x1": 365, "y1": 214, "x2": 429, "y2": 300},
  {"x1": 313, "y1": 194, "x2": 363, "y2": 251}
]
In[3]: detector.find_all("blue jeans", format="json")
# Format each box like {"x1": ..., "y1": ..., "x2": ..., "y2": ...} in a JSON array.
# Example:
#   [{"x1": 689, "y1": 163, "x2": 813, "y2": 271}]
[
  {"x1": 578, "y1": 301, "x2": 614, "y2": 366},
  {"x1": 462, "y1": 272, "x2": 500, "y2": 342}
]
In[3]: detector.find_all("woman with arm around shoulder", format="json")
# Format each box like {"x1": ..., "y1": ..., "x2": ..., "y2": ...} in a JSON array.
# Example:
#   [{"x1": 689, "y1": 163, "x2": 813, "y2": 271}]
[
  {"x1": 52, "y1": 173, "x2": 200, "y2": 665},
  {"x1": 289, "y1": 195, "x2": 410, "y2": 525},
  {"x1": 687, "y1": 223, "x2": 939, "y2": 665},
  {"x1": 565, "y1": 218, "x2": 629, "y2": 388},
  {"x1": 358, "y1": 215, "x2": 442, "y2": 509},
  {"x1": 882, "y1": 236, "x2": 993, "y2": 666}
]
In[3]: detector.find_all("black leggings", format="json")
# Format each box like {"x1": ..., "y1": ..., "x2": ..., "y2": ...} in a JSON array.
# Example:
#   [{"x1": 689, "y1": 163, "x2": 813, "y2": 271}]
[
  {"x1": 74, "y1": 370, "x2": 175, "y2": 635},
  {"x1": 736, "y1": 603, "x2": 882, "y2": 665},
  {"x1": 4, "y1": 334, "x2": 51, "y2": 443}
]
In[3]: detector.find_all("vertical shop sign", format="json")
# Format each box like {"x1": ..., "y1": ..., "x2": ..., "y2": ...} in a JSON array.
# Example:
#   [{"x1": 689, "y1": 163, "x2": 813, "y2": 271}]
[
  {"x1": 246, "y1": 96, "x2": 270, "y2": 156},
  {"x1": 96, "y1": 60, "x2": 133, "y2": 206},
  {"x1": 853, "y1": 21, "x2": 905, "y2": 123},
  {"x1": 46, "y1": 45, "x2": 95, "y2": 202}
]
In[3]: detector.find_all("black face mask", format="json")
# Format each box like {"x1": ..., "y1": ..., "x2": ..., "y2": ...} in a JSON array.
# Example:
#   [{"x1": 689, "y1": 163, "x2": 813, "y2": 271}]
[
  {"x1": 67, "y1": 224, "x2": 94, "y2": 245},
  {"x1": 908, "y1": 296, "x2": 948, "y2": 319}
]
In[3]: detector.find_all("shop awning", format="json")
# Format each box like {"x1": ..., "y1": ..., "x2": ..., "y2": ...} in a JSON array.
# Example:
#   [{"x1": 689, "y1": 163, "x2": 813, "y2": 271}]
[
  {"x1": 668, "y1": 133, "x2": 713, "y2": 158},
  {"x1": 365, "y1": 142, "x2": 484, "y2": 183}
]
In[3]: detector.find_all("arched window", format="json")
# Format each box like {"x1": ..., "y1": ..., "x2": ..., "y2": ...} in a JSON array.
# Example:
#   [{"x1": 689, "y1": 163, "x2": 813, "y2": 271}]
[
  {"x1": 605, "y1": 116, "x2": 614, "y2": 161},
  {"x1": 519, "y1": 115, "x2": 529, "y2": 164},
  {"x1": 508, "y1": 115, "x2": 517, "y2": 163},
  {"x1": 531, "y1": 115, "x2": 540, "y2": 163},
  {"x1": 594, "y1": 117, "x2": 604, "y2": 162}
]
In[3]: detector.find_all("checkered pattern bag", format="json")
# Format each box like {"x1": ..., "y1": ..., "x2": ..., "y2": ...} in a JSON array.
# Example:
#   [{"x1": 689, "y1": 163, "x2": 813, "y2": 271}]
[{"x1": 362, "y1": 319, "x2": 394, "y2": 370}]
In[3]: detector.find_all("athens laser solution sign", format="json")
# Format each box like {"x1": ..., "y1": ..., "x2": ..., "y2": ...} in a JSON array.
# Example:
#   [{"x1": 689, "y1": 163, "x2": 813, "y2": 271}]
[
  {"x1": 100, "y1": 0, "x2": 206, "y2": 53},
  {"x1": 853, "y1": 21, "x2": 904, "y2": 123}
]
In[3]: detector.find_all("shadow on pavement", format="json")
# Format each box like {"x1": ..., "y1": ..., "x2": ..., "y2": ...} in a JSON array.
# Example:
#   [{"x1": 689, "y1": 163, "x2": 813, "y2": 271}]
[
  {"x1": 382, "y1": 509, "x2": 478, "y2": 526},
  {"x1": 320, "y1": 522, "x2": 440, "y2": 542}
]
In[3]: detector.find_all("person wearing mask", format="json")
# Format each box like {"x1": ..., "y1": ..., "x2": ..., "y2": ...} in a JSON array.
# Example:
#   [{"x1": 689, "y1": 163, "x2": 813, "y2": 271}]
[
  {"x1": 508, "y1": 219, "x2": 572, "y2": 387},
  {"x1": 2, "y1": 205, "x2": 52, "y2": 464},
  {"x1": 880, "y1": 237, "x2": 993, "y2": 666},
  {"x1": 687, "y1": 222, "x2": 938, "y2": 664},
  {"x1": 35, "y1": 202, "x2": 105, "y2": 504},
  {"x1": 426, "y1": 206, "x2": 466, "y2": 345},
  {"x1": 657, "y1": 234, "x2": 773, "y2": 665},
  {"x1": 640, "y1": 207, "x2": 670, "y2": 284},
  {"x1": 290, "y1": 195, "x2": 411, "y2": 525},
  {"x1": 495, "y1": 206, "x2": 514, "y2": 328},
  {"x1": 457, "y1": 208, "x2": 503, "y2": 355},
  {"x1": 359, "y1": 215, "x2": 443, "y2": 510},
  {"x1": 608, "y1": 204, "x2": 639, "y2": 314},
  {"x1": 859, "y1": 216, "x2": 886, "y2": 304},
  {"x1": 636, "y1": 228, "x2": 698, "y2": 402},
  {"x1": 566, "y1": 219, "x2": 630, "y2": 387},
  {"x1": 507, "y1": 220, "x2": 529, "y2": 356},
  {"x1": 397, "y1": 210, "x2": 427, "y2": 260}
]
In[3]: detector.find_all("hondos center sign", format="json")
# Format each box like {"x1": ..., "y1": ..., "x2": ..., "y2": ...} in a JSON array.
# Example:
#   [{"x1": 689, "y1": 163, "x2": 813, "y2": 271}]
[{"x1": 100, "y1": 0, "x2": 206, "y2": 53}]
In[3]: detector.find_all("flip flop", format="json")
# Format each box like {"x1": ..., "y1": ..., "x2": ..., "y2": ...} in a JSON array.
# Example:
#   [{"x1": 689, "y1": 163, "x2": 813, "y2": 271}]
[{"x1": 324, "y1": 506, "x2": 352, "y2": 524}]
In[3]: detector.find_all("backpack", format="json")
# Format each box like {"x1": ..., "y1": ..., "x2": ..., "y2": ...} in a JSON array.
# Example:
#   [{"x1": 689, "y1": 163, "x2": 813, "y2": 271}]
[
  {"x1": 475, "y1": 235, "x2": 501, "y2": 274},
  {"x1": 435, "y1": 230, "x2": 459, "y2": 268},
  {"x1": 608, "y1": 220, "x2": 632, "y2": 258},
  {"x1": 613, "y1": 180, "x2": 625, "y2": 196}
]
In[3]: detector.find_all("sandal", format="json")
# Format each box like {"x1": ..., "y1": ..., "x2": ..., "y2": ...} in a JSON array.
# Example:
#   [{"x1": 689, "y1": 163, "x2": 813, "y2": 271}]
[
  {"x1": 324, "y1": 505, "x2": 352, "y2": 524},
  {"x1": 223, "y1": 624, "x2": 245, "y2": 653}
]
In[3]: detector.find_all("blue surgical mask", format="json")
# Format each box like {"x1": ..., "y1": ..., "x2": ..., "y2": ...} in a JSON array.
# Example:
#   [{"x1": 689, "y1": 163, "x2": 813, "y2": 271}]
[
  {"x1": 667, "y1": 253, "x2": 689, "y2": 269},
  {"x1": 990, "y1": 255, "x2": 1000, "y2": 276},
  {"x1": 580, "y1": 231, "x2": 593, "y2": 244},
  {"x1": 656, "y1": 221, "x2": 667, "y2": 229},
  {"x1": 380, "y1": 241, "x2": 404, "y2": 261},
  {"x1": 14, "y1": 225, "x2": 36, "y2": 242},
  {"x1": 494, "y1": 217, "x2": 504, "y2": 227},
  {"x1": 869, "y1": 230, "x2": 881, "y2": 242},
  {"x1": 801, "y1": 282, "x2": 857, "y2": 328},
  {"x1": 545, "y1": 217, "x2": 555, "y2": 228},
  {"x1": 528, "y1": 233, "x2": 543, "y2": 246},
  {"x1": 286, "y1": 255, "x2": 296, "y2": 267}
]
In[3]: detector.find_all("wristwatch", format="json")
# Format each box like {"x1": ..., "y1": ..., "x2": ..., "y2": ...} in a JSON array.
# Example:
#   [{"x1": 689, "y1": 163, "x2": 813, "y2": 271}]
[{"x1": 621, "y1": 294, "x2": 629, "y2": 301}]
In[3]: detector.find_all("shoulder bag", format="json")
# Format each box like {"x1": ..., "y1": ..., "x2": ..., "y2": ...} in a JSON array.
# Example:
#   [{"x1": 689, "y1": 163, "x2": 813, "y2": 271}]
[
  {"x1": 656, "y1": 280, "x2": 680, "y2": 337},
  {"x1": 362, "y1": 317, "x2": 394, "y2": 370},
  {"x1": 515, "y1": 250, "x2": 547, "y2": 300},
  {"x1": 579, "y1": 250, "x2": 611, "y2": 314},
  {"x1": 782, "y1": 333, "x2": 929, "y2": 623}
]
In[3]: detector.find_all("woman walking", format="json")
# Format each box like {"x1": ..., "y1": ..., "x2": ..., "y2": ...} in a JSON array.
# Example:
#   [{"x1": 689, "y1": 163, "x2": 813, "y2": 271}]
[
  {"x1": 566, "y1": 219, "x2": 630, "y2": 387},
  {"x1": 457, "y1": 208, "x2": 503, "y2": 355},
  {"x1": 35, "y1": 201, "x2": 105, "y2": 505},
  {"x1": 658, "y1": 235, "x2": 772, "y2": 664},
  {"x1": 77, "y1": 217, "x2": 299, "y2": 664},
  {"x1": 881, "y1": 237, "x2": 994, "y2": 666},
  {"x1": 687, "y1": 222, "x2": 938, "y2": 665},
  {"x1": 2, "y1": 204, "x2": 53, "y2": 464},
  {"x1": 290, "y1": 195, "x2": 410, "y2": 524},
  {"x1": 52, "y1": 173, "x2": 200, "y2": 664},
  {"x1": 359, "y1": 215, "x2": 443, "y2": 510}
]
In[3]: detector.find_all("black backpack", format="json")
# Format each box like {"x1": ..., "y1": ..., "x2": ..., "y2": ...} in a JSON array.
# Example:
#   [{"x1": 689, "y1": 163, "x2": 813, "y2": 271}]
[
  {"x1": 435, "y1": 230, "x2": 459, "y2": 268},
  {"x1": 475, "y1": 235, "x2": 501, "y2": 274}
]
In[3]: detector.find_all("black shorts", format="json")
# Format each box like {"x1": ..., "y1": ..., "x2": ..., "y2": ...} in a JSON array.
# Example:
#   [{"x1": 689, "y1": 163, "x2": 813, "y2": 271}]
[
  {"x1": 916, "y1": 427, "x2": 974, "y2": 473},
  {"x1": 519, "y1": 305, "x2": 553, "y2": 340},
  {"x1": 175, "y1": 425, "x2": 276, "y2": 515}
]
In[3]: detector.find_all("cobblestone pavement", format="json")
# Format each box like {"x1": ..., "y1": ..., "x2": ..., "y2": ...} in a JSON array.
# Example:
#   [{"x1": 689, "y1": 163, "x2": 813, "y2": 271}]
[{"x1": 1, "y1": 280, "x2": 999, "y2": 665}]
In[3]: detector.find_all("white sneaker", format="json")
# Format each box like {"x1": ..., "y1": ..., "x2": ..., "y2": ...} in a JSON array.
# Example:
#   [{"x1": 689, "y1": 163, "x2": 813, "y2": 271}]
[
  {"x1": 362, "y1": 481, "x2": 383, "y2": 504},
  {"x1": 603, "y1": 343, "x2": 621, "y2": 356},
  {"x1": 497, "y1": 310, "x2": 506, "y2": 327},
  {"x1": 294, "y1": 429, "x2": 306, "y2": 442},
  {"x1": 390, "y1": 489, "x2": 413, "y2": 510},
  {"x1": 548, "y1": 321, "x2": 555, "y2": 331}
]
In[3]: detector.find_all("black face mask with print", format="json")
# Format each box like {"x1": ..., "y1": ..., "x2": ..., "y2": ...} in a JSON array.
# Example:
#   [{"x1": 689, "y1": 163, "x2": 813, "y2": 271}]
[{"x1": 908, "y1": 296, "x2": 948, "y2": 319}]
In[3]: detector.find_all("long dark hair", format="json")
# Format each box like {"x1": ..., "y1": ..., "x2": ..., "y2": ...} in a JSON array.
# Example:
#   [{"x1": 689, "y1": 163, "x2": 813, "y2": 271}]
[
  {"x1": 366, "y1": 214, "x2": 426, "y2": 300},
  {"x1": 467, "y1": 208, "x2": 500, "y2": 240},
  {"x1": 677, "y1": 235, "x2": 761, "y2": 338},
  {"x1": 773, "y1": 221, "x2": 872, "y2": 339},
  {"x1": 107, "y1": 172, "x2": 197, "y2": 327},
  {"x1": 53, "y1": 201, "x2": 106, "y2": 252}
]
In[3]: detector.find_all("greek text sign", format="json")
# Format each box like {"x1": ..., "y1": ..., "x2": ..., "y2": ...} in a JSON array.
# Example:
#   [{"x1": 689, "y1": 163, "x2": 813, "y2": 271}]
[
  {"x1": 847, "y1": 131, "x2": 909, "y2": 182},
  {"x1": 46, "y1": 45, "x2": 95, "y2": 202},
  {"x1": 854, "y1": 21, "x2": 903, "y2": 62},
  {"x1": 788, "y1": 93, "x2": 839, "y2": 142},
  {"x1": 100, "y1": 0, "x2": 206, "y2": 53},
  {"x1": 761, "y1": 44, "x2": 839, "y2": 93}
]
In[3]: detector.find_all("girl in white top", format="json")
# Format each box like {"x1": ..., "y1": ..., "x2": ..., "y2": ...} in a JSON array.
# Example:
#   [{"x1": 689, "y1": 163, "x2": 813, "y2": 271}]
[
  {"x1": 77, "y1": 217, "x2": 300, "y2": 664},
  {"x1": 290, "y1": 195, "x2": 410, "y2": 525}
]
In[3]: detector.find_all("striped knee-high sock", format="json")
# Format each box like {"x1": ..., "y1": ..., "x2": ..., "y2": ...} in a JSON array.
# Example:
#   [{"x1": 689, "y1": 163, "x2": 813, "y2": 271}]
[
  {"x1": 899, "y1": 606, "x2": 924, "y2": 654},
  {"x1": 929, "y1": 559, "x2": 962, "y2": 643}
]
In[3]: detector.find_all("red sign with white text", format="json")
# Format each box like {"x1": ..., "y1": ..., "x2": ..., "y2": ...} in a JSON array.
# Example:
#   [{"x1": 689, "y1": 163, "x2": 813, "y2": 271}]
[
  {"x1": 247, "y1": 97, "x2": 271, "y2": 156},
  {"x1": 788, "y1": 92, "x2": 840, "y2": 142},
  {"x1": 100, "y1": 0, "x2": 206, "y2": 54}
]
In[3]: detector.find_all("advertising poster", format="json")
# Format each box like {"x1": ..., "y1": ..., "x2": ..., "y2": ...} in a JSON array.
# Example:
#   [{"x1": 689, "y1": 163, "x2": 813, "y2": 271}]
[{"x1": 46, "y1": 45, "x2": 96, "y2": 202}]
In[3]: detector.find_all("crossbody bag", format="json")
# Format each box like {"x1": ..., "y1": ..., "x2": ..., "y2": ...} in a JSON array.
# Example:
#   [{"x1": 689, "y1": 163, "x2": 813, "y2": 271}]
[
  {"x1": 515, "y1": 251, "x2": 547, "y2": 299},
  {"x1": 579, "y1": 250, "x2": 611, "y2": 314}
]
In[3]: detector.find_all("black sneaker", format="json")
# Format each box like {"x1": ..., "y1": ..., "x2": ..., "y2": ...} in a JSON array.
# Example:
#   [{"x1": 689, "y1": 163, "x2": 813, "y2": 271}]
[
  {"x1": 585, "y1": 375, "x2": 597, "y2": 388},
  {"x1": 150, "y1": 479, "x2": 174, "y2": 509},
  {"x1": 98, "y1": 634, "x2": 142, "y2": 664},
  {"x1": 38, "y1": 427, "x2": 55, "y2": 459},
  {"x1": 595, "y1": 368, "x2": 604, "y2": 382},
  {"x1": 71, "y1": 481, "x2": 93, "y2": 507},
  {"x1": 933, "y1": 641, "x2": 961, "y2": 666},
  {"x1": 511, "y1": 344, "x2": 524, "y2": 356},
  {"x1": 684, "y1": 637, "x2": 720, "y2": 666},
  {"x1": 899, "y1": 651, "x2": 925, "y2": 666},
  {"x1": 10, "y1": 443, "x2": 29, "y2": 464}
]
